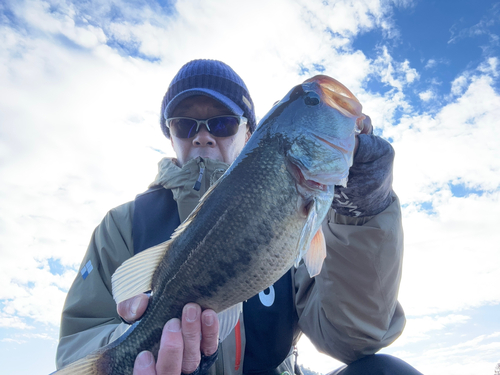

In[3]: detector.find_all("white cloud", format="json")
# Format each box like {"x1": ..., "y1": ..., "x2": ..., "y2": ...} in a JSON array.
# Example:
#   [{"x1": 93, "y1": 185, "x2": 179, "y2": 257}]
[
  {"x1": 378, "y1": 60, "x2": 500, "y2": 317},
  {"x1": 448, "y1": 2, "x2": 500, "y2": 46},
  {"x1": 296, "y1": 0, "x2": 396, "y2": 38},
  {"x1": 391, "y1": 314, "x2": 470, "y2": 347},
  {"x1": 1, "y1": 337, "x2": 27, "y2": 344},
  {"x1": 398, "y1": 192, "x2": 500, "y2": 316},
  {"x1": 419, "y1": 333, "x2": 500, "y2": 372},
  {"x1": 1, "y1": 266, "x2": 74, "y2": 325},
  {"x1": 418, "y1": 89, "x2": 435, "y2": 101},
  {"x1": 388, "y1": 74, "x2": 500, "y2": 202},
  {"x1": 371, "y1": 46, "x2": 419, "y2": 90},
  {"x1": 22, "y1": 332, "x2": 57, "y2": 342},
  {"x1": 424, "y1": 58, "x2": 450, "y2": 71},
  {"x1": 450, "y1": 74, "x2": 469, "y2": 96},
  {"x1": 359, "y1": 89, "x2": 411, "y2": 134},
  {"x1": 478, "y1": 57, "x2": 499, "y2": 77},
  {"x1": 11, "y1": 0, "x2": 106, "y2": 48},
  {"x1": 0, "y1": 313, "x2": 34, "y2": 330},
  {"x1": 425, "y1": 59, "x2": 437, "y2": 69},
  {"x1": 385, "y1": 330, "x2": 500, "y2": 375}
]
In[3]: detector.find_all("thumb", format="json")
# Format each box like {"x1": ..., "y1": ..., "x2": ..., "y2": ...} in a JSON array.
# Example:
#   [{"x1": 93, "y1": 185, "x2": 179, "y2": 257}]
[
  {"x1": 360, "y1": 114, "x2": 373, "y2": 135},
  {"x1": 117, "y1": 294, "x2": 149, "y2": 323}
]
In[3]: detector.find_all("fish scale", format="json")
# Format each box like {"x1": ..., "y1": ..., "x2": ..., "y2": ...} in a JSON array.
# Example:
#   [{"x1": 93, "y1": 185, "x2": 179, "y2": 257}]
[{"x1": 53, "y1": 75, "x2": 363, "y2": 374}]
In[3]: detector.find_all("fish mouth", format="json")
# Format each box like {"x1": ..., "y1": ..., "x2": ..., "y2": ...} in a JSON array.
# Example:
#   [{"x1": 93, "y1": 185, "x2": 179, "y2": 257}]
[
  {"x1": 303, "y1": 75, "x2": 365, "y2": 128},
  {"x1": 286, "y1": 159, "x2": 334, "y2": 219},
  {"x1": 286, "y1": 160, "x2": 329, "y2": 193}
]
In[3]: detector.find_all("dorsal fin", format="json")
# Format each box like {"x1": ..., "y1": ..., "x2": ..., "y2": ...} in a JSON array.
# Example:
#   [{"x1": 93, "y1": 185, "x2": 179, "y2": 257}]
[{"x1": 112, "y1": 240, "x2": 170, "y2": 305}]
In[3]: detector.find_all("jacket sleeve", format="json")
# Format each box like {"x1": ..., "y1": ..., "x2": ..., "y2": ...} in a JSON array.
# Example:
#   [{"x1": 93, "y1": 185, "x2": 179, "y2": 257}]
[
  {"x1": 294, "y1": 134, "x2": 406, "y2": 364},
  {"x1": 56, "y1": 202, "x2": 135, "y2": 369}
]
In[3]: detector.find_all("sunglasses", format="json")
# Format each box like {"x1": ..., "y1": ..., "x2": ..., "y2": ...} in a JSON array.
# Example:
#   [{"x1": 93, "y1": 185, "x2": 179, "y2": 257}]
[{"x1": 166, "y1": 115, "x2": 248, "y2": 139}]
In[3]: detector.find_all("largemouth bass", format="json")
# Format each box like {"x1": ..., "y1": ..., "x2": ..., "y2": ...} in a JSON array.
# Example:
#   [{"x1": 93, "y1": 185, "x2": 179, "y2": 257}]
[{"x1": 54, "y1": 75, "x2": 364, "y2": 374}]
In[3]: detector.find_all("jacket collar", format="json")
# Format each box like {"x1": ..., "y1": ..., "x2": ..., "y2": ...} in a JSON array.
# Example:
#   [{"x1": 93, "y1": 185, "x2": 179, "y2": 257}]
[{"x1": 150, "y1": 157, "x2": 229, "y2": 222}]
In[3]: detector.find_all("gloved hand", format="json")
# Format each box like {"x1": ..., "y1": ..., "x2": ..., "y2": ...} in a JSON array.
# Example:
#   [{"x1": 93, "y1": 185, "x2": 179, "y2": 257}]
[{"x1": 332, "y1": 115, "x2": 395, "y2": 217}]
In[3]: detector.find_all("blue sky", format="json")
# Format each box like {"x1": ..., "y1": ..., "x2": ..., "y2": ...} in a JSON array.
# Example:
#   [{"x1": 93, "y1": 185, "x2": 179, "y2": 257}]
[{"x1": 0, "y1": 1, "x2": 499, "y2": 374}]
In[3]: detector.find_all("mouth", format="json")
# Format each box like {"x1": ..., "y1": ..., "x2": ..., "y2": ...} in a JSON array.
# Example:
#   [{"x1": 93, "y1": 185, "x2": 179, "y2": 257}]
[
  {"x1": 286, "y1": 160, "x2": 328, "y2": 193},
  {"x1": 286, "y1": 160, "x2": 334, "y2": 219}
]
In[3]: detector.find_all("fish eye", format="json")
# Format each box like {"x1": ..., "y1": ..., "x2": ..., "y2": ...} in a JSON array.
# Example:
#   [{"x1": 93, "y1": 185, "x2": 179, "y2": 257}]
[{"x1": 304, "y1": 96, "x2": 320, "y2": 106}]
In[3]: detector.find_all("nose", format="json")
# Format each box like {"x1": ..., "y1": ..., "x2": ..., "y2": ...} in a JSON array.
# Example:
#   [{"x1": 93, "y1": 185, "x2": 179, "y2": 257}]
[{"x1": 192, "y1": 124, "x2": 216, "y2": 146}]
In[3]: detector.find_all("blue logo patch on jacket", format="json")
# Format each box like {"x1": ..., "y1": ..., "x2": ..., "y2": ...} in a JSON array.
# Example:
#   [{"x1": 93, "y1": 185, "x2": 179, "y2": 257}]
[{"x1": 80, "y1": 260, "x2": 93, "y2": 280}]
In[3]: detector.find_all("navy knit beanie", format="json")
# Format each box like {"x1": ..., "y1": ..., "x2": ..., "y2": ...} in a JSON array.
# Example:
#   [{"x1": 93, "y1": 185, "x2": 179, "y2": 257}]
[{"x1": 160, "y1": 59, "x2": 256, "y2": 138}]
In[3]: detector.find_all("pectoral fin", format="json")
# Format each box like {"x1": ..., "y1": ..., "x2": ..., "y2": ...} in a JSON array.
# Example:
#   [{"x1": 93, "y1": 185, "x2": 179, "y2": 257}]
[
  {"x1": 295, "y1": 199, "x2": 318, "y2": 268},
  {"x1": 295, "y1": 196, "x2": 329, "y2": 277},
  {"x1": 303, "y1": 227, "x2": 326, "y2": 277},
  {"x1": 112, "y1": 240, "x2": 170, "y2": 305}
]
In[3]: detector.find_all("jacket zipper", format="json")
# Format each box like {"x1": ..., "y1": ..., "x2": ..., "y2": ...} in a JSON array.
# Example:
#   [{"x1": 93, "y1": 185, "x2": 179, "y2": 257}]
[{"x1": 193, "y1": 160, "x2": 206, "y2": 191}]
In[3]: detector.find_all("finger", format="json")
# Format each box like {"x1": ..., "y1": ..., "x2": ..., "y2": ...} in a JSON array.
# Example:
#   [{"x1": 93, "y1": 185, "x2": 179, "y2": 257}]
[
  {"x1": 361, "y1": 114, "x2": 373, "y2": 135},
  {"x1": 181, "y1": 303, "x2": 202, "y2": 374},
  {"x1": 156, "y1": 318, "x2": 183, "y2": 375},
  {"x1": 354, "y1": 114, "x2": 373, "y2": 155},
  {"x1": 200, "y1": 310, "x2": 219, "y2": 356},
  {"x1": 133, "y1": 351, "x2": 156, "y2": 375},
  {"x1": 117, "y1": 294, "x2": 149, "y2": 323}
]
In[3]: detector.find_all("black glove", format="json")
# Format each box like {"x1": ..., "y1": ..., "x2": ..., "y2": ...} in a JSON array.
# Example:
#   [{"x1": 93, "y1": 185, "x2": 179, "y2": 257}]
[
  {"x1": 182, "y1": 349, "x2": 219, "y2": 375},
  {"x1": 332, "y1": 134, "x2": 395, "y2": 217}
]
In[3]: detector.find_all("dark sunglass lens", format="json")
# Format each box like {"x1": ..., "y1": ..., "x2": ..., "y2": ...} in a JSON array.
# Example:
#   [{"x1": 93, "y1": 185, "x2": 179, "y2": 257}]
[
  {"x1": 170, "y1": 118, "x2": 198, "y2": 138},
  {"x1": 207, "y1": 117, "x2": 239, "y2": 137}
]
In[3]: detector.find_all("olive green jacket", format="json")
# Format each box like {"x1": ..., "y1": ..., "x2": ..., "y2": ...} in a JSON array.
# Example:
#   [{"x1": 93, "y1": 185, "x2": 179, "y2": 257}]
[{"x1": 56, "y1": 156, "x2": 405, "y2": 373}]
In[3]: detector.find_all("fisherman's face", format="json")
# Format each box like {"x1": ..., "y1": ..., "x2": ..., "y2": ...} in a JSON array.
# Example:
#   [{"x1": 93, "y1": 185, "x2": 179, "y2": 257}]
[{"x1": 170, "y1": 95, "x2": 251, "y2": 167}]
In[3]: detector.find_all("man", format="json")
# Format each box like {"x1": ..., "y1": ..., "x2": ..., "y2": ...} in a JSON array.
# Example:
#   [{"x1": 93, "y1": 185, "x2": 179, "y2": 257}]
[{"x1": 57, "y1": 59, "x2": 421, "y2": 375}]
